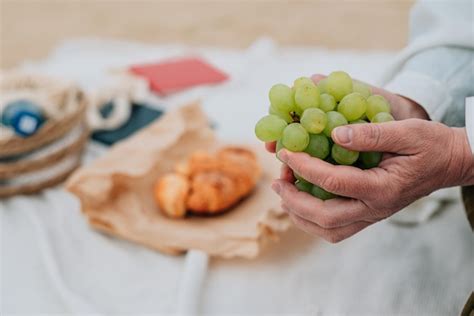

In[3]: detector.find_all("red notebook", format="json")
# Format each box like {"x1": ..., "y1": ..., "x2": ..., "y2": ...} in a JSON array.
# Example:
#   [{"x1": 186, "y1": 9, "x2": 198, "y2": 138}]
[{"x1": 130, "y1": 57, "x2": 228, "y2": 96}]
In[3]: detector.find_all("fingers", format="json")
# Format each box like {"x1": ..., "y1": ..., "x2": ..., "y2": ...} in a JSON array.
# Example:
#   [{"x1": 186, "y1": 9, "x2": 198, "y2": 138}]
[
  {"x1": 265, "y1": 142, "x2": 276, "y2": 153},
  {"x1": 332, "y1": 119, "x2": 429, "y2": 154},
  {"x1": 277, "y1": 150, "x2": 381, "y2": 199},
  {"x1": 280, "y1": 164, "x2": 295, "y2": 182},
  {"x1": 287, "y1": 211, "x2": 371, "y2": 243},
  {"x1": 311, "y1": 74, "x2": 326, "y2": 84},
  {"x1": 272, "y1": 180, "x2": 377, "y2": 228}
]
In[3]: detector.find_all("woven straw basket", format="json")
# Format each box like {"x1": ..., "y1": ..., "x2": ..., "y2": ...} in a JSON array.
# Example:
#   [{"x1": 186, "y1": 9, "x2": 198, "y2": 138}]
[{"x1": 0, "y1": 73, "x2": 89, "y2": 197}]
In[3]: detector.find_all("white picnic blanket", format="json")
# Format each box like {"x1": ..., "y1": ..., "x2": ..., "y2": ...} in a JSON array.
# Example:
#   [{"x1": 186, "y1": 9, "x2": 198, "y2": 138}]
[{"x1": 1, "y1": 38, "x2": 472, "y2": 315}]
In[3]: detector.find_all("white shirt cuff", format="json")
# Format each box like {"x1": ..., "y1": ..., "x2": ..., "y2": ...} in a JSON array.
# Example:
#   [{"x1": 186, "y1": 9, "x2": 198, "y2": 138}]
[
  {"x1": 384, "y1": 71, "x2": 452, "y2": 122},
  {"x1": 466, "y1": 97, "x2": 474, "y2": 154}
]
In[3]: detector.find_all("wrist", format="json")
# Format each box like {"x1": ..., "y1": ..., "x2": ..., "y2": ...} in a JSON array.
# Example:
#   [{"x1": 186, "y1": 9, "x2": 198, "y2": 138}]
[
  {"x1": 449, "y1": 128, "x2": 474, "y2": 186},
  {"x1": 398, "y1": 95, "x2": 430, "y2": 120},
  {"x1": 385, "y1": 71, "x2": 451, "y2": 122}
]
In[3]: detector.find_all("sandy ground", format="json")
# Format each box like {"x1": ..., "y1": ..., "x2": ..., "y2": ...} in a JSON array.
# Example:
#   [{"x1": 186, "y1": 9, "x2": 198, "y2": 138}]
[{"x1": 1, "y1": 0, "x2": 413, "y2": 68}]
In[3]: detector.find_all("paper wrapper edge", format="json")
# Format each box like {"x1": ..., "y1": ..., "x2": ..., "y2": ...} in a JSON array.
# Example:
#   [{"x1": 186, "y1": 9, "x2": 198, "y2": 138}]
[{"x1": 66, "y1": 102, "x2": 290, "y2": 259}]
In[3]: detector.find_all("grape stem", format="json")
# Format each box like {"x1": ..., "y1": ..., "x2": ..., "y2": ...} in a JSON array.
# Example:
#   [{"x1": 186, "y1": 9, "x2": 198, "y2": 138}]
[{"x1": 291, "y1": 112, "x2": 300, "y2": 123}]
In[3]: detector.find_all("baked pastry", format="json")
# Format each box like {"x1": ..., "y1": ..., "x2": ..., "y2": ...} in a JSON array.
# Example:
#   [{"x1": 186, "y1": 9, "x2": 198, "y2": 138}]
[
  {"x1": 154, "y1": 146, "x2": 261, "y2": 217},
  {"x1": 153, "y1": 173, "x2": 189, "y2": 218}
]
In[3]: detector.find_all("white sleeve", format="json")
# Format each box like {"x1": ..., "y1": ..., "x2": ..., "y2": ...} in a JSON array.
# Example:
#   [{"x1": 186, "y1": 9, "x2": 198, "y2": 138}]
[
  {"x1": 380, "y1": 0, "x2": 474, "y2": 84},
  {"x1": 384, "y1": 46, "x2": 473, "y2": 123},
  {"x1": 380, "y1": 0, "x2": 474, "y2": 124},
  {"x1": 467, "y1": 98, "x2": 474, "y2": 154},
  {"x1": 384, "y1": 71, "x2": 451, "y2": 122}
]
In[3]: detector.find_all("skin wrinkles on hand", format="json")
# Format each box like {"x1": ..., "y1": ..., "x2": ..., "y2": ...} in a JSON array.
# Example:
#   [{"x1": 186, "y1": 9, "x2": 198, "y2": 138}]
[{"x1": 268, "y1": 73, "x2": 474, "y2": 243}]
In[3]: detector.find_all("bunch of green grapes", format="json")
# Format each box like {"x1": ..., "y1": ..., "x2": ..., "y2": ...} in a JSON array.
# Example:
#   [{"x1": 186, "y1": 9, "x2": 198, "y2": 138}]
[{"x1": 255, "y1": 71, "x2": 394, "y2": 200}]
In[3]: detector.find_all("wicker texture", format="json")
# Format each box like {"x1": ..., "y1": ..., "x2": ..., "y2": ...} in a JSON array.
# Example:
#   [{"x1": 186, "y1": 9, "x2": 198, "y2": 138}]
[
  {"x1": 0, "y1": 123, "x2": 89, "y2": 179},
  {"x1": 0, "y1": 95, "x2": 87, "y2": 158},
  {"x1": 0, "y1": 72, "x2": 88, "y2": 197},
  {"x1": 0, "y1": 155, "x2": 82, "y2": 197}
]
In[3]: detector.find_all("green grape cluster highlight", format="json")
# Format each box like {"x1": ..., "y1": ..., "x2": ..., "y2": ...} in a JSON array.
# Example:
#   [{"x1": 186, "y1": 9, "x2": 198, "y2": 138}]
[{"x1": 254, "y1": 71, "x2": 394, "y2": 200}]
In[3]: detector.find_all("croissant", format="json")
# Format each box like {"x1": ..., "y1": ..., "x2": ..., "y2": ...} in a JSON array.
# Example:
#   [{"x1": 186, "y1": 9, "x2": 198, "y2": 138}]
[
  {"x1": 153, "y1": 173, "x2": 189, "y2": 218},
  {"x1": 154, "y1": 146, "x2": 261, "y2": 217}
]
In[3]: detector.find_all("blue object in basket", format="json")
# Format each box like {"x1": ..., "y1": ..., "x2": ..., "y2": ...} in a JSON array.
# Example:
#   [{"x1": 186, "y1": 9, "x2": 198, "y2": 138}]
[{"x1": 1, "y1": 100, "x2": 46, "y2": 137}]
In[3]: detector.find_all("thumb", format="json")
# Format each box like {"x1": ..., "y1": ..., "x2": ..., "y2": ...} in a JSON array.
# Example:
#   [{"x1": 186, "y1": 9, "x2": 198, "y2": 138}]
[
  {"x1": 311, "y1": 74, "x2": 326, "y2": 84},
  {"x1": 331, "y1": 119, "x2": 425, "y2": 154}
]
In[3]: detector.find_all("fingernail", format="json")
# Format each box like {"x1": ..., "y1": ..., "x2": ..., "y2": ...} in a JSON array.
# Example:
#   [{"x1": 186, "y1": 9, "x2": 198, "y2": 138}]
[
  {"x1": 334, "y1": 127, "x2": 352, "y2": 144},
  {"x1": 277, "y1": 149, "x2": 288, "y2": 162},
  {"x1": 271, "y1": 182, "x2": 281, "y2": 194}
]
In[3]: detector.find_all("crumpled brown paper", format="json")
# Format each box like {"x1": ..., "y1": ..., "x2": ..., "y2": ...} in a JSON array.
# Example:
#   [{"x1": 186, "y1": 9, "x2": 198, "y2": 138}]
[{"x1": 67, "y1": 102, "x2": 290, "y2": 258}]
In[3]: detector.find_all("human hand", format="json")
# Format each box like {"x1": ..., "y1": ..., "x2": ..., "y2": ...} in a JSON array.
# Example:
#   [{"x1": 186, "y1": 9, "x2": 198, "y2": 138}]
[{"x1": 272, "y1": 119, "x2": 474, "y2": 243}]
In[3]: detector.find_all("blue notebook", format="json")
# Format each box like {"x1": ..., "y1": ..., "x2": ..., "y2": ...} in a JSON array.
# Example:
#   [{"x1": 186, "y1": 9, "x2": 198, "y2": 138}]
[{"x1": 92, "y1": 103, "x2": 164, "y2": 146}]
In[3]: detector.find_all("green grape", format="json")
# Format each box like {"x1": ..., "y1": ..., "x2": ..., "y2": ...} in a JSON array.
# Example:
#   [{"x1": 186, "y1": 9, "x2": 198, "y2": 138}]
[
  {"x1": 293, "y1": 77, "x2": 315, "y2": 90},
  {"x1": 282, "y1": 123, "x2": 310, "y2": 152},
  {"x1": 304, "y1": 133, "x2": 330, "y2": 159},
  {"x1": 276, "y1": 139, "x2": 284, "y2": 152},
  {"x1": 337, "y1": 92, "x2": 368, "y2": 121},
  {"x1": 295, "y1": 179, "x2": 313, "y2": 193},
  {"x1": 269, "y1": 84, "x2": 296, "y2": 113},
  {"x1": 323, "y1": 111, "x2": 348, "y2": 138},
  {"x1": 366, "y1": 95, "x2": 391, "y2": 121},
  {"x1": 371, "y1": 112, "x2": 394, "y2": 123},
  {"x1": 352, "y1": 81, "x2": 371, "y2": 98},
  {"x1": 294, "y1": 84, "x2": 320, "y2": 111},
  {"x1": 294, "y1": 108, "x2": 303, "y2": 117},
  {"x1": 317, "y1": 78, "x2": 328, "y2": 94},
  {"x1": 325, "y1": 71, "x2": 353, "y2": 101},
  {"x1": 331, "y1": 144, "x2": 359, "y2": 165},
  {"x1": 350, "y1": 119, "x2": 368, "y2": 124},
  {"x1": 319, "y1": 93, "x2": 336, "y2": 112},
  {"x1": 300, "y1": 108, "x2": 327, "y2": 134},
  {"x1": 254, "y1": 115, "x2": 288, "y2": 142},
  {"x1": 275, "y1": 139, "x2": 284, "y2": 162},
  {"x1": 360, "y1": 151, "x2": 382, "y2": 168},
  {"x1": 311, "y1": 185, "x2": 336, "y2": 200},
  {"x1": 269, "y1": 105, "x2": 293, "y2": 123}
]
